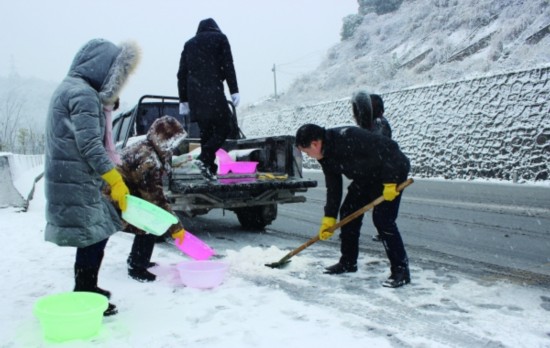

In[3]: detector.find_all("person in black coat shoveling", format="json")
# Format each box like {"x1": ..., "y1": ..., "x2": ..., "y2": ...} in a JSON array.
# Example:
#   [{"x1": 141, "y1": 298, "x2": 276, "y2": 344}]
[
  {"x1": 295, "y1": 123, "x2": 411, "y2": 288},
  {"x1": 177, "y1": 18, "x2": 240, "y2": 181}
]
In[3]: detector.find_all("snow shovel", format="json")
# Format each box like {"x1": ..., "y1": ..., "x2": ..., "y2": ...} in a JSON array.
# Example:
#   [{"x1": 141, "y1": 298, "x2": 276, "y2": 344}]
[{"x1": 265, "y1": 178, "x2": 414, "y2": 269}]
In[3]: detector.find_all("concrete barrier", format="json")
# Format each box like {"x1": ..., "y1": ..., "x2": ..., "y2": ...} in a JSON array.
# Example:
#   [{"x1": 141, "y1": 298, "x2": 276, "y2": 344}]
[{"x1": 0, "y1": 153, "x2": 44, "y2": 209}]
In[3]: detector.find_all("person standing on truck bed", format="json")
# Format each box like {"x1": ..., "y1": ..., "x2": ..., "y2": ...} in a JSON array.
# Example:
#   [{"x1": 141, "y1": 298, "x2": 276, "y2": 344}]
[{"x1": 177, "y1": 17, "x2": 240, "y2": 181}]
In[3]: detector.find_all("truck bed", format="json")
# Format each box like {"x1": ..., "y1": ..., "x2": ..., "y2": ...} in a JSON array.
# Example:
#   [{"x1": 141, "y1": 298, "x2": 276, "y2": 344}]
[{"x1": 170, "y1": 173, "x2": 317, "y2": 194}]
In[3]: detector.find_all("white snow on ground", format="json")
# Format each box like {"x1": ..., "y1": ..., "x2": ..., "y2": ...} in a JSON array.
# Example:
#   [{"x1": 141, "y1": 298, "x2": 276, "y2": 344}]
[{"x1": 0, "y1": 162, "x2": 549, "y2": 347}]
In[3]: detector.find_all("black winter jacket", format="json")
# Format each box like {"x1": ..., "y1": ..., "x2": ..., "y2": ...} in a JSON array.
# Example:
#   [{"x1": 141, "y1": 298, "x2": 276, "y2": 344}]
[
  {"x1": 318, "y1": 127, "x2": 410, "y2": 218},
  {"x1": 374, "y1": 116, "x2": 392, "y2": 139},
  {"x1": 177, "y1": 18, "x2": 239, "y2": 122}
]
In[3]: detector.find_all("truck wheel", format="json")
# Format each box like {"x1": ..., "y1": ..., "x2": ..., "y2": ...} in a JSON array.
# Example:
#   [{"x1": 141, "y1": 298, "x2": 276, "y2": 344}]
[{"x1": 235, "y1": 204, "x2": 277, "y2": 230}]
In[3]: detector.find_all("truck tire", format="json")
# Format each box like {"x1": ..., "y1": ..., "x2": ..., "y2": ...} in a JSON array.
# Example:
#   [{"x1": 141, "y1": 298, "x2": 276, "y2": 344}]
[{"x1": 235, "y1": 204, "x2": 277, "y2": 230}]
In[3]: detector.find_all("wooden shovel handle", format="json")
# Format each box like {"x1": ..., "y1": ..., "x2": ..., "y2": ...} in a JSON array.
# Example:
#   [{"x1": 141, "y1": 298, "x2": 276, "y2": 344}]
[
  {"x1": 286, "y1": 235, "x2": 321, "y2": 259},
  {"x1": 286, "y1": 178, "x2": 414, "y2": 259},
  {"x1": 328, "y1": 178, "x2": 414, "y2": 233}
]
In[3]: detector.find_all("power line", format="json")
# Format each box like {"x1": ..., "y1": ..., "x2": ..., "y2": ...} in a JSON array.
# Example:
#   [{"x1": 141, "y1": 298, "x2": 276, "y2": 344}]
[
  {"x1": 277, "y1": 48, "x2": 328, "y2": 67},
  {"x1": 271, "y1": 48, "x2": 328, "y2": 98}
]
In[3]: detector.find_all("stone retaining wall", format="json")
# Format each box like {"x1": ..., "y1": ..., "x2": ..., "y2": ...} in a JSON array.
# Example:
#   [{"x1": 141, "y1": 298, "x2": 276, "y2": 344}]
[{"x1": 240, "y1": 66, "x2": 550, "y2": 182}]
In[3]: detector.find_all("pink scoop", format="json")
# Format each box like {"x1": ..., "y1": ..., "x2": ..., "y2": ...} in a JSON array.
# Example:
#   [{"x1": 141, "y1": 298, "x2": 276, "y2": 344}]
[
  {"x1": 175, "y1": 231, "x2": 215, "y2": 260},
  {"x1": 216, "y1": 149, "x2": 233, "y2": 163}
]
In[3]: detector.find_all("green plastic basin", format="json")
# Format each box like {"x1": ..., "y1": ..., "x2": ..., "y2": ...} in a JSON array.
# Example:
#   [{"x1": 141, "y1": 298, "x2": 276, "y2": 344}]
[
  {"x1": 33, "y1": 291, "x2": 108, "y2": 342},
  {"x1": 122, "y1": 195, "x2": 178, "y2": 236}
]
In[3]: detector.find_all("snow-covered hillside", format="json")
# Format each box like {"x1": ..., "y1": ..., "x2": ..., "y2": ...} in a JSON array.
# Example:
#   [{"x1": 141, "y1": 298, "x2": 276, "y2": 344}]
[{"x1": 245, "y1": 0, "x2": 550, "y2": 110}]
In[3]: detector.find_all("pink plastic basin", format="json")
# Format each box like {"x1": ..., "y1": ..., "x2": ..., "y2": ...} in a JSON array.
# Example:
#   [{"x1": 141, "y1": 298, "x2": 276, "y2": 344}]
[
  {"x1": 174, "y1": 231, "x2": 215, "y2": 260},
  {"x1": 176, "y1": 261, "x2": 229, "y2": 289},
  {"x1": 216, "y1": 148, "x2": 258, "y2": 175},
  {"x1": 218, "y1": 161, "x2": 258, "y2": 175},
  {"x1": 215, "y1": 149, "x2": 233, "y2": 163}
]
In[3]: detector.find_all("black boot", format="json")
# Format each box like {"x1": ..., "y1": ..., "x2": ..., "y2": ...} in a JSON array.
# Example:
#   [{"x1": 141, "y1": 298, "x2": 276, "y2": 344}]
[
  {"x1": 103, "y1": 303, "x2": 118, "y2": 316},
  {"x1": 324, "y1": 262, "x2": 358, "y2": 275},
  {"x1": 128, "y1": 234, "x2": 157, "y2": 282},
  {"x1": 128, "y1": 267, "x2": 157, "y2": 282},
  {"x1": 74, "y1": 265, "x2": 117, "y2": 316},
  {"x1": 74, "y1": 266, "x2": 111, "y2": 299},
  {"x1": 147, "y1": 261, "x2": 159, "y2": 268},
  {"x1": 382, "y1": 266, "x2": 411, "y2": 288}
]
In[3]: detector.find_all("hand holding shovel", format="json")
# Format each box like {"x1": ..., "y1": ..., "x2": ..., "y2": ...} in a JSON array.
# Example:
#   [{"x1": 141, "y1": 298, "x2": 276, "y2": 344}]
[{"x1": 265, "y1": 178, "x2": 414, "y2": 268}]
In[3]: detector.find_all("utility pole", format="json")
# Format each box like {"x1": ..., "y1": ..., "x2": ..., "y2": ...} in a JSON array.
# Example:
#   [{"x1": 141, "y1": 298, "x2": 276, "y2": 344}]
[{"x1": 271, "y1": 63, "x2": 278, "y2": 99}]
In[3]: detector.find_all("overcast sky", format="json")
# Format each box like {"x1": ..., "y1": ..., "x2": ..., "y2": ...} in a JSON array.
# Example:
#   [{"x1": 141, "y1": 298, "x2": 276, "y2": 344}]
[{"x1": 0, "y1": 0, "x2": 357, "y2": 107}]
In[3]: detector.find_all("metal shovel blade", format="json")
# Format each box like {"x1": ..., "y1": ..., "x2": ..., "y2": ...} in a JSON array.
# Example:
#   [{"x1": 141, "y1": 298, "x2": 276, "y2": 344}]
[{"x1": 264, "y1": 255, "x2": 292, "y2": 269}]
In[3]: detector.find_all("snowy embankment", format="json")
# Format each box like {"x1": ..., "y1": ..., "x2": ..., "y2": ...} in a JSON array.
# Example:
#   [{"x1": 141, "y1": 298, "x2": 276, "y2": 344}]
[
  {"x1": 0, "y1": 153, "x2": 43, "y2": 208},
  {"x1": 240, "y1": 65, "x2": 550, "y2": 183}
]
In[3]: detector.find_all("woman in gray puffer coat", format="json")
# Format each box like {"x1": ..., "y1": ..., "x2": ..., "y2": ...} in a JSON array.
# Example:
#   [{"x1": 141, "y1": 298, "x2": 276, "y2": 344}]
[{"x1": 44, "y1": 38, "x2": 140, "y2": 316}]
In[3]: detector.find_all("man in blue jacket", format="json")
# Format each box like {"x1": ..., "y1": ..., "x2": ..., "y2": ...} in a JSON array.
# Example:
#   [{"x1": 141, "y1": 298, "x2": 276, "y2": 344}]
[
  {"x1": 177, "y1": 18, "x2": 240, "y2": 180},
  {"x1": 295, "y1": 124, "x2": 411, "y2": 288}
]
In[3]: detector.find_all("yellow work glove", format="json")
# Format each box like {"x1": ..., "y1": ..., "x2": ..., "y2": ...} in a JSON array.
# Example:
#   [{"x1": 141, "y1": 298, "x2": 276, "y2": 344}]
[
  {"x1": 257, "y1": 173, "x2": 289, "y2": 180},
  {"x1": 172, "y1": 229, "x2": 186, "y2": 245},
  {"x1": 318, "y1": 216, "x2": 337, "y2": 241},
  {"x1": 383, "y1": 183, "x2": 400, "y2": 201},
  {"x1": 101, "y1": 168, "x2": 129, "y2": 211}
]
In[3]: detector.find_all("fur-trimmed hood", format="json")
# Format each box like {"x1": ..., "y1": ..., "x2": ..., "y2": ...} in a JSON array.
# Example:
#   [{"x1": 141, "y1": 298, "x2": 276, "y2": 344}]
[
  {"x1": 68, "y1": 38, "x2": 141, "y2": 105},
  {"x1": 146, "y1": 115, "x2": 188, "y2": 163}
]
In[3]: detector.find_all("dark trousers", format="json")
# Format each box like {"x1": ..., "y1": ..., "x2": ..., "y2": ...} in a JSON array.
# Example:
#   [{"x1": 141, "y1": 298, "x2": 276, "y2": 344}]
[
  {"x1": 127, "y1": 234, "x2": 156, "y2": 269},
  {"x1": 338, "y1": 185, "x2": 408, "y2": 269},
  {"x1": 75, "y1": 239, "x2": 108, "y2": 268},
  {"x1": 74, "y1": 239, "x2": 108, "y2": 291},
  {"x1": 197, "y1": 116, "x2": 230, "y2": 174},
  {"x1": 372, "y1": 194, "x2": 408, "y2": 270}
]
